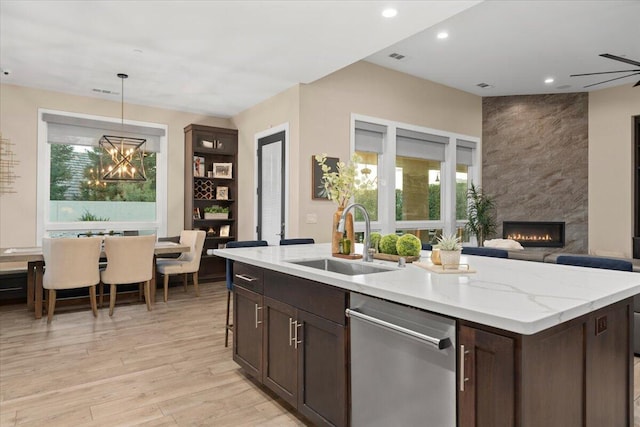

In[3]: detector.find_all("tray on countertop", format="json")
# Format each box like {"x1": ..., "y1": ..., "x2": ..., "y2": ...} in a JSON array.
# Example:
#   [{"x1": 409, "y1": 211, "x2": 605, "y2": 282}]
[
  {"x1": 414, "y1": 261, "x2": 476, "y2": 274},
  {"x1": 373, "y1": 253, "x2": 420, "y2": 263},
  {"x1": 332, "y1": 253, "x2": 363, "y2": 260}
]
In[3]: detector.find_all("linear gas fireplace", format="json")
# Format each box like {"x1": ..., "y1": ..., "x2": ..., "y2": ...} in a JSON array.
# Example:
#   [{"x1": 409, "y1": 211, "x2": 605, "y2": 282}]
[{"x1": 503, "y1": 221, "x2": 565, "y2": 248}]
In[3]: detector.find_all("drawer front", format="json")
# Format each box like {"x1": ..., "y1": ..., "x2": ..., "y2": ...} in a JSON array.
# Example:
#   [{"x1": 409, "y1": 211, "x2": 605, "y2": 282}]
[
  {"x1": 264, "y1": 270, "x2": 347, "y2": 325},
  {"x1": 233, "y1": 262, "x2": 264, "y2": 294}
]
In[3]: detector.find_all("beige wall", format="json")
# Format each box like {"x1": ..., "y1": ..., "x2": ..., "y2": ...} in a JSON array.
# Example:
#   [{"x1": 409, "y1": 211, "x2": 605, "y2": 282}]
[
  {"x1": 231, "y1": 85, "x2": 301, "y2": 241},
  {"x1": 230, "y1": 61, "x2": 482, "y2": 243},
  {"x1": 0, "y1": 84, "x2": 230, "y2": 248},
  {"x1": 298, "y1": 61, "x2": 482, "y2": 242},
  {"x1": 589, "y1": 85, "x2": 640, "y2": 258}
]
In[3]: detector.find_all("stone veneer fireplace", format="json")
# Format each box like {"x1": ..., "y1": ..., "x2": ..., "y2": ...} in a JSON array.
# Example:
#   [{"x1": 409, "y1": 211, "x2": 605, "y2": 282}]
[
  {"x1": 482, "y1": 93, "x2": 588, "y2": 253},
  {"x1": 503, "y1": 221, "x2": 565, "y2": 248}
]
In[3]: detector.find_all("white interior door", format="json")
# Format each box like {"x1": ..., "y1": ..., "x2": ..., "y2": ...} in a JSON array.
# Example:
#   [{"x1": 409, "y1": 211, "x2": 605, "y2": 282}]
[{"x1": 258, "y1": 131, "x2": 285, "y2": 246}]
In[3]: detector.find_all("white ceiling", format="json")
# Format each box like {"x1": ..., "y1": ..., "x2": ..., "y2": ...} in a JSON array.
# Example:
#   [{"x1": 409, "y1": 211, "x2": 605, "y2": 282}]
[
  {"x1": 0, "y1": 0, "x2": 479, "y2": 117},
  {"x1": 1, "y1": 1, "x2": 639, "y2": 119},
  {"x1": 366, "y1": 0, "x2": 640, "y2": 97}
]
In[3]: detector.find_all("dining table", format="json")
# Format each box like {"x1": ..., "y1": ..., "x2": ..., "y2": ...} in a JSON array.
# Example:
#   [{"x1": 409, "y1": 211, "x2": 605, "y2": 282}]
[{"x1": 0, "y1": 241, "x2": 190, "y2": 319}]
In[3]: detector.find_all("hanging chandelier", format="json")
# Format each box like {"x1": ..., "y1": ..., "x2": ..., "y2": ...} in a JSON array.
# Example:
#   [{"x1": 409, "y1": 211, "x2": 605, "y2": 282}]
[{"x1": 99, "y1": 73, "x2": 147, "y2": 182}]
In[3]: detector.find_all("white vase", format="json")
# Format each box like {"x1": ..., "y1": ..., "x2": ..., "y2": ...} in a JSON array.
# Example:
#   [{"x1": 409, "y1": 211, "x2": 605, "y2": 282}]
[{"x1": 439, "y1": 250, "x2": 461, "y2": 269}]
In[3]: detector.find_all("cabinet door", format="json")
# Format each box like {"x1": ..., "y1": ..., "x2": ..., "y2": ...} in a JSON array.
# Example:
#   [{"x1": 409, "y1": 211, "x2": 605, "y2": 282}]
[
  {"x1": 296, "y1": 309, "x2": 347, "y2": 427},
  {"x1": 233, "y1": 286, "x2": 263, "y2": 379},
  {"x1": 263, "y1": 296, "x2": 298, "y2": 407},
  {"x1": 459, "y1": 325, "x2": 515, "y2": 427}
]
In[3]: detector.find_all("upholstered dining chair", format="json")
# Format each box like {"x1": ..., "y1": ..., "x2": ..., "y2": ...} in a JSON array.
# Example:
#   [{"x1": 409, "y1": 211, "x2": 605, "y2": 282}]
[
  {"x1": 280, "y1": 238, "x2": 315, "y2": 245},
  {"x1": 42, "y1": 237, "x2": 102, "y2": 323},
  {"x1": 100, "y1": 235, "x2": 156, "y2": 316},
  {"x1": 225, "y1": 240, "x2": 269, "y2": 347},
  {"x1": 156, "y1": 230, "x2": 206, "y2": 303}
]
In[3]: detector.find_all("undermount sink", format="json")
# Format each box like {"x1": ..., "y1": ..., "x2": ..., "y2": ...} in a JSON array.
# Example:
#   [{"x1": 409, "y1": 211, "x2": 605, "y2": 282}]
[{"x1": 288, "y1": 258, "x2": 394, "y2": 276}]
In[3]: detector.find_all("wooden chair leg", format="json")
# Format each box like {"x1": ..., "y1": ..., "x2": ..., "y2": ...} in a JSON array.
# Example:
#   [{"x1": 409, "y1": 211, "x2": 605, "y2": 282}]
[
  {"x1": 193, "y1": 272, "x2": 200, "y2": 297},
  {"x1": 98, "y1": 281, "x2": 104, "y2": 308},
  {"x1": 164, "y1": 274, "x2": 170, "y2": 303},
  {"x1": 225, "y1": 290, "x2": 232, "y2": 347},
  {"x1": 144, "y1": 280, "x2": 152, "y2": 311},
  {"x1": 89, "y1": 285, "x2": 98, "y2": 317},
  {"x1": 109, "y1": 284, "x2": 117, "y2": 316},
  {"x1": 47, "y1": 289, "x2": 56, "y2": 324},
  {"x1": 183, "y1": 273, "x2": 188, "y2": 292}
]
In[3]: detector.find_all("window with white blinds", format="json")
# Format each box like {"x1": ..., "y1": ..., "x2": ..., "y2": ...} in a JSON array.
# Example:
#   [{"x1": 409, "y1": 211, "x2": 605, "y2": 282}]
[
  {"x1": 350, "y1": 114, "x2": 480, "y2": 244},
  {"x1": 37, "y1": 109, "x2": 167, "y2": 240}
]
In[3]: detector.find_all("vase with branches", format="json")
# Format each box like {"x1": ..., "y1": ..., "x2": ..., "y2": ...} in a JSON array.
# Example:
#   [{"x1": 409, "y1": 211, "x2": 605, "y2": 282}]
[
  {"x1": 315, "y1": 153, "x2": 368, "y2": 254},
  {"x1": 465, "y1": 182, "x2": 497, "y2": 247}
]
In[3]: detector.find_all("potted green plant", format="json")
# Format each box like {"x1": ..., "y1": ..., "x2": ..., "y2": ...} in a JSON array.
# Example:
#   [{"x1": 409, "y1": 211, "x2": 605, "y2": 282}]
[
  {"x1": 436, "y1": 233, "x2": 462, "y2": 268},
  {"x1": 204, "y1": 205, "x2": 229, "y2": 220},
  {"x1": 465, "y1": 183, "x2": 497, "y2": 247}
]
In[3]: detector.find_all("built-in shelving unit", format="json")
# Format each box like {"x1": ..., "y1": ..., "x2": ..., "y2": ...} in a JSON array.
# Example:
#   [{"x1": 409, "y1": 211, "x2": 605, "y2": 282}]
[{"x1": 184, "y1": 124, "x2": 238, "y2": 281}]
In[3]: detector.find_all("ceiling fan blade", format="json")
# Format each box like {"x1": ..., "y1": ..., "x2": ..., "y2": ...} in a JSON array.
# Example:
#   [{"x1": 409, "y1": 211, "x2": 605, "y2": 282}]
[
  {"x1": 600, "y1": 53, "x2": 640, "y2": 67},
  {"x1": 584, "y1": 72, "x2": 640, "y2": 88},
  {"x1": 571, "y1": 69, "x2": 640, "y2": 77},
  {"x1": 634, "y1": 80, "x2": 640, "y2": 87}
]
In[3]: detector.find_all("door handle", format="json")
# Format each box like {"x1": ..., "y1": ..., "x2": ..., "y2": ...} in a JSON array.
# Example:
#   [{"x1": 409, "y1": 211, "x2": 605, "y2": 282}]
[
  {"x1": 294, "y1": 321, "x2": 302, "y2": 349},
  {"x1": 255, "y1": 304, "x2": 262, "y2": 328},
  {"x1": 460, "y1": 344, "x2": 470, "y2": 391},
  {"x1": 346, "y1": 308, "x2": 452, "y2": 350},
  {"x1": 235, "y1": 274, "x2": 256, "y2": 282},
  {"x1": 289, "y1": 317, "x2": 294, "y2": 346}
]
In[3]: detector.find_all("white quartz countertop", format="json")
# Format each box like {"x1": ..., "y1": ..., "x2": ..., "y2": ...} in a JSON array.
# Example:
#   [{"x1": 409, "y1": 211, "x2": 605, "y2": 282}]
[{"x1": 214, "y1": 243, "x2": 640, "y2": 335}]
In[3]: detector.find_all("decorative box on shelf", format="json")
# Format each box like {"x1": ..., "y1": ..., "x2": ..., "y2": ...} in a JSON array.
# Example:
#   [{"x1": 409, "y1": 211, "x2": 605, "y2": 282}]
[{"x1": 204, "y1": 212, "x2": 229, "y2": 220}]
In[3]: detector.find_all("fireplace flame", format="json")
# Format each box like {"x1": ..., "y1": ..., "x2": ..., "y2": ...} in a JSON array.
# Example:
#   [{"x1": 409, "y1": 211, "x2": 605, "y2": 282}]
[{"x1": 507, "y1": 233, "x2": 553, "y2": 242}]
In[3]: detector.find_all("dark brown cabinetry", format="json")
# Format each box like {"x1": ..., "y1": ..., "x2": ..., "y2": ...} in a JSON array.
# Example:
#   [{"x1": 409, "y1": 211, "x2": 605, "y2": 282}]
[
  {"x1": 458, "y1": 325, "x2": 515, "y2": 427},
  {"x1": 459, "y1": 297, "x2": 633, "y2": 427},
  {"x1": 184, "y1": 124, "x2": 238, "y2": 281},
  {"x1": 232, "y1": 264, "x2": 348, "y2": 427}
]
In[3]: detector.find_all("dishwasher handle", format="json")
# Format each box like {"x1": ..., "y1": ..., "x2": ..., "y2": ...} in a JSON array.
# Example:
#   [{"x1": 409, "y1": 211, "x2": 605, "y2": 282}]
[{"x1": 346, "y1": 308, "x2": 452, "y2": 350}]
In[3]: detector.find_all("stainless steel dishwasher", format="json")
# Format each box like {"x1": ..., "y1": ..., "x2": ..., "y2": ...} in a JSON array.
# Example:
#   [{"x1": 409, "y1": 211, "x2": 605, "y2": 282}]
[{"x1": 347, "y1": 293, "x2": 456, "y2": 427}]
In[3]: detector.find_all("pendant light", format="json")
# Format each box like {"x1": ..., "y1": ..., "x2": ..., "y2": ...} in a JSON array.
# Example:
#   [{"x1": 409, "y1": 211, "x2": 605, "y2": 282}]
[{"x1": 99, "y1": 73, "x2": 147, "y2": 182}]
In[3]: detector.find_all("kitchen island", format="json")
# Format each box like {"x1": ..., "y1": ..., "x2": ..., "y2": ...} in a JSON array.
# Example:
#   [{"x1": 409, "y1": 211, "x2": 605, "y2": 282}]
[{"x1": 215, "y1": 243, "x2": 640, "y2": 427}]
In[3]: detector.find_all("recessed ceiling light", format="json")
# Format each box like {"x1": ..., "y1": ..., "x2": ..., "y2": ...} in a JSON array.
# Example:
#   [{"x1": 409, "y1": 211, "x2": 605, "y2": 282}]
[
  {"x1": 545, "y1": 77, "x2": 555, "y2": 84},
  {"x1": 437, "y1": 31, "x2": 449, "y2": 40},
  {"x1": 382, "y1": 8, "x2": 397, "y2": 18}
]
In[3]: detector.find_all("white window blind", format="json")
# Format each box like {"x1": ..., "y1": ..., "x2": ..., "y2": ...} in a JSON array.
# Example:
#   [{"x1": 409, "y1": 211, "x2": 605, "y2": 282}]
[
  {"x1": 396, "y1": 128, "x2": 448, "y2": 161},
  {"x1": 456, "y1": 139, "x2": 475, "y2": 166},
  {"x1": 355, "y1": 120, "x2": 385, "y2": 153},
  {"x1": 42, "y1": 113, "x2": 165, "y2": 152}
]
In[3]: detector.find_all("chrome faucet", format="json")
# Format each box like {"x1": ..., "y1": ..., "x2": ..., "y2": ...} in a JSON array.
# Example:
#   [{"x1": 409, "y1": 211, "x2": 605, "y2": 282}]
[{"x1": 337, "y1": 203, "x2": 373, "y2": 262}]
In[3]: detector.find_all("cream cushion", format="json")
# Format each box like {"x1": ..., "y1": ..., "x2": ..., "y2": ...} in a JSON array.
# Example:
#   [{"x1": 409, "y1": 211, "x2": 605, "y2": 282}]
[
  {"x1": 42, "y1": 237, "x2": 102, "y2": 323},
  {"x1": 43, "y1": 237, "x2": 102, "y2": 290},
  {"x1": 156, "y1": 230, "x2": 206, "y2": 302},
  {"x1": 100, "y1": 235, "x2": 156, "y2": 316},
  {"x1": 156, "y1": 230, "x2": 205, "y2": 276}
]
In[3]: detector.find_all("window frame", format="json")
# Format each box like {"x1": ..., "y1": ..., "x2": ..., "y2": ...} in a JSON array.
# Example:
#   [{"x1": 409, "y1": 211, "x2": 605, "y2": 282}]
[
  {"x1": 350, "y1": 113, "x2": 481, "y2": 241},
  {"x1": 37, "y1": 108, "x2": 168, "y2": 241}
]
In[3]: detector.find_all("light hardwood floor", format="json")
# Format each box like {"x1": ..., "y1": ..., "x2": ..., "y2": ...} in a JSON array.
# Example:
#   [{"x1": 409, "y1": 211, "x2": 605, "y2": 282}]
[
  {"x1": 0, "y1": 282, "x2": 311, "y2": 426},
  {"x1": 1, "y1": 283, "x2": 639, "y2": 426}
]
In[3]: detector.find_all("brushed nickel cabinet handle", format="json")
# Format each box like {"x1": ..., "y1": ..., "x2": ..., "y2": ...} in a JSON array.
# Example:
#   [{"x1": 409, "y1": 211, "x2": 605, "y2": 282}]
[
  {"x1": 235, "y1": 274, "x2": 256, "y2": 282},
  {"x1": 289, "y1": 317, "x2": 294, "y2": 346},
  {"x1": 460, "y1": 344, "x2": 470, "y2": 391},
  {"x1": 294, "y1": 321, "x2": 302, "y2": 349},
  {"x1": 255, "y1": 304, "x2": 262, "y2": 328}
]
